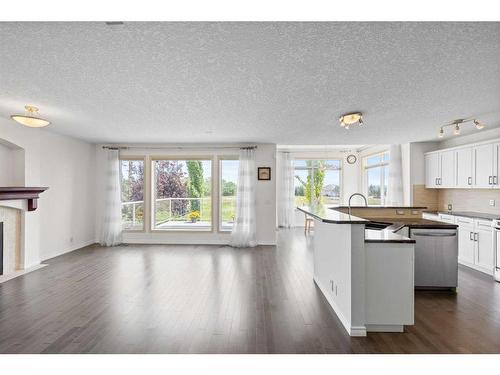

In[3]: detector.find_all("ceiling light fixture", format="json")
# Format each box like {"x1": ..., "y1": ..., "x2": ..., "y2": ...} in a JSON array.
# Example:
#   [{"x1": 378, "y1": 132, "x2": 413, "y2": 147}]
[
  {"x1": 474, "y1": 119, "x2": 485, "y2": 130},
  {"x1": 11, "y1": 105, "x2": 51, "y2": 128},
  {"x1": 437, "y1": 118, "x2": 485, "y2": 138},
  {"x1": 339, "y1": 112, "x2": 363, "y2": 129}
]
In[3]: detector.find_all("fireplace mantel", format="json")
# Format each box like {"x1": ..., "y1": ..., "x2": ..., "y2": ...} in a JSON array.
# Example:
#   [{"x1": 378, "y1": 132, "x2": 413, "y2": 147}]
[{"x1": 0, "y1": 187, "x2": 48, "y2": 211}]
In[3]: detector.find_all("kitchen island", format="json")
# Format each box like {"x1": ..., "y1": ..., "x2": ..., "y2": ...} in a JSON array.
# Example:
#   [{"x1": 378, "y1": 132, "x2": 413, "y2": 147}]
[{"x1": 298, "y1": 204, "x2": 458, "y2": 337}]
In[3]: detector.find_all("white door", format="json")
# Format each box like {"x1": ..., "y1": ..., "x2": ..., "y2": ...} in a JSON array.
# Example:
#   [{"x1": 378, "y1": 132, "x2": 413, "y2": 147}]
[
  {"x1": 475, "y1": 227, "x2": 494, "y2": 273},
  {"x1": 474, "y1": 143, "x2": 494, "y2": 188},
  {"x1": 440, "y1": 150, "x2": 455, "y2": 187},
  {"x1": 458, "y1": 225, "x2": 475, "y2": 265},
  {"x1": 456, "y1": 147, "x2": 473, "y2": 188},
  {"x1": 425, "y1": 153, "x2": 440, "y2": 188}
]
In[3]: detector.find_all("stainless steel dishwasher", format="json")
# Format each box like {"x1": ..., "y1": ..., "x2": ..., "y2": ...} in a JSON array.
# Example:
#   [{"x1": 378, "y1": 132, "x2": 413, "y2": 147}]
[{"x1": 410, "y1": 228, "x2": 458, "y2": 290}]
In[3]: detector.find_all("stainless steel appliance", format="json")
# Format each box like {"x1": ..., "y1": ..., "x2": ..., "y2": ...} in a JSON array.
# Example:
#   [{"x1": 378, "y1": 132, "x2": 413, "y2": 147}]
[
  {"x1": 410, "y1": 228, "x2": 458, "y2": 290},
  {"x1": 492, "y1": 219, "x2": 500, "y2": 282}
]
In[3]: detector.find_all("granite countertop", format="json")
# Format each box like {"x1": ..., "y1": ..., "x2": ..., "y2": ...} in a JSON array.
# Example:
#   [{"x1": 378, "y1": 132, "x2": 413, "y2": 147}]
[
  {"x1": 297, "y1": 205, "x2": 368, "y2": 224},
  {"x1": 380, "y1": 218, "x2": 458, "y2": 231},
  {"x1": 333, "y1": 205, "x2": 428, "y2": 209},
  {"x1": 297, "y1": 205, "x2": 458, "y2": 244},
  {"x1": 425, "y1": 210, "x2": 498, "y2": 221},
  {"x1": 365, "y1": 229, "x2": 416, "y2": 243}
]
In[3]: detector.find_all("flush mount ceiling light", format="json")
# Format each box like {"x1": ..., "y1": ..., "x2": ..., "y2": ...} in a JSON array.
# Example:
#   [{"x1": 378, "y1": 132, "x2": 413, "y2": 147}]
[
  {"x1": 10, "y1": 105, "x2": 51, "y2": 128},
  {"x1": 339, "y1": 112, "x2": 363, "y2": 130},
  {"x1": 438, "y1": 118, "x2": 485, "y2": 138}
]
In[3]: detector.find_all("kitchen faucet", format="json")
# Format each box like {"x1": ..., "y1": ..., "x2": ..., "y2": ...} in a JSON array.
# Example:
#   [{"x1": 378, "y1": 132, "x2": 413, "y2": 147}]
[{"x1": 348, "y1": 193, "x2": 368, "y2": 216}]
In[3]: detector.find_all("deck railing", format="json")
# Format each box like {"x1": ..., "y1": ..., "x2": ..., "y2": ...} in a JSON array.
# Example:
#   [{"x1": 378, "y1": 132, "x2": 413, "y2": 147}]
[{"x1": 121, "y1": 196, "x2": 237, "y2": 228}]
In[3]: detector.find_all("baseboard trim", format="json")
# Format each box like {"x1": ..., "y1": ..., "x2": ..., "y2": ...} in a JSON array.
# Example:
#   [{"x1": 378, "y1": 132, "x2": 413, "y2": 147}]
[
  {"x1": 366, "y1": 324, "x2": 404, "y2": 333},
  {"x1": 459, "y1": 260, "x2": 493, "y2": 276},
  {"x1": 313, "y1": 276, "x2": 367, "y2": 337},
  {"x1": 41, "y1": 239, "x2": 96, "y2": 262},
  {"x1": 0, "y1": 263, "x2": 48, "y2": 284}
]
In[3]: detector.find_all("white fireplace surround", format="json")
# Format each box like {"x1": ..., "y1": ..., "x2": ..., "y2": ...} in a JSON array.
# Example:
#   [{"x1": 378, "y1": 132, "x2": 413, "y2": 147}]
[{"x1": 0, "y1": 199, "x2": 46, "y2": 283}]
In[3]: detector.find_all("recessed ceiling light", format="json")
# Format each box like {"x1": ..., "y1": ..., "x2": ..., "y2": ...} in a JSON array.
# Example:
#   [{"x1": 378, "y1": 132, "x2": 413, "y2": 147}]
[{"x1": 11, "y1": 105, "x2": 50, "y2": 128}]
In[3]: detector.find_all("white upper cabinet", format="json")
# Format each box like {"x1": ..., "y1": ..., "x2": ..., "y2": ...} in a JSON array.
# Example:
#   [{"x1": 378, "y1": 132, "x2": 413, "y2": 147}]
[
  {"x1": 456, "y1": 147, "x2": 473, "y2": 188},
  {"x1": 425, "y1": 139, "x2": 500, "y2": 190},
  {"x1": 494, "y1": 142, "x2": 500, "y2": 188},
  {"x1": 425, "y1": 153, "x2": 441, "y2": 188},
  {"x1": 473, "y1": 143, "x2": 495, "y2": 188},
  {"x1": 440, "y1": 150, "x2": 455, "y2": 187}
]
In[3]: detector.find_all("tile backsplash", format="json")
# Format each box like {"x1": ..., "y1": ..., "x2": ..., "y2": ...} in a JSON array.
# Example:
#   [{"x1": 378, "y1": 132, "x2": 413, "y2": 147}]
[{"x1": 437, "y1": 189, "x2": 500, "y2": 215}]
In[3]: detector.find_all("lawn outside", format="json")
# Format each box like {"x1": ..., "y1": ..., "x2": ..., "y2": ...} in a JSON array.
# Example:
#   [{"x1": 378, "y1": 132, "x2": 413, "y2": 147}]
[{"x1": 121, "y1": 196, "x2": 237, "y2": 230}]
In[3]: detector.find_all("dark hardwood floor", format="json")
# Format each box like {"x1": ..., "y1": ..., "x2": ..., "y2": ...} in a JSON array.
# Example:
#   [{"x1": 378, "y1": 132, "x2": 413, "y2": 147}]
[{"x1": 1, "y1": 228, "x2": 500, "y2": 353}]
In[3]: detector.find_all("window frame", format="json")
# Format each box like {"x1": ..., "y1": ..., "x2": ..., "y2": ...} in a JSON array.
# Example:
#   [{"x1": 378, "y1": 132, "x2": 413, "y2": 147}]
[
  {"x1": 218, "y1": 156, "x2": 240, "y2": 232},
  {"x1": 293, "y1": 158, "x2": 343, "y2": 206},
  {"x1": 362, "y1": 150, "x2": 390, "y2": 206},
  {"x1": 119, "y1": 156, "x2": 147, "y2": 233},
  {"x1": 150, "y1": 155, "x2": 215, "y2": 233}
]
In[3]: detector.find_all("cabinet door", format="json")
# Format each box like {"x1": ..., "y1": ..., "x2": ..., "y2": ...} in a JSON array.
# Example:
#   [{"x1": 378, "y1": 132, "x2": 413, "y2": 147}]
[
  {"x1": 458, "y1": 225, "x2": 475, "y2": 265},
  {"x1": 493, "y1": 142, "x2": 500, "y2": 188},
  {"x1": 475, "y1": 228, "x2": 494, "y2": 273},
  {"x1": 425, "y1": 153, "x2": 440, "y2": 188},
  {"x1": 440, "y1": 150, "x2": 455, "y2": 187},
  {"x1": 474, "y1": 143, "x2": 494, "y2": 188},
  {"x1": 456, "y1": 147, "x2": 473, "y2": 188}
]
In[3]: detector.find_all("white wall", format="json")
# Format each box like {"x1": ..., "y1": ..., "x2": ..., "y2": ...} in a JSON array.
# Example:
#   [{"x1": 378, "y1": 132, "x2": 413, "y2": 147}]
[
  {"x1": 0, "y1": 119, "x2": 96, "y2": 265},
  {"x1": 38, "y1": 131, "x2": 96, "y2": 259},
  {"x1": 96, "y1": 143, "x2": 277, "y2": 245}
]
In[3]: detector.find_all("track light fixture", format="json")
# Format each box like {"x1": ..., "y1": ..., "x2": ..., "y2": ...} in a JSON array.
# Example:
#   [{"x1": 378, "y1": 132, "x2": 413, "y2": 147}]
[{"x1": 438, "y1": 118, "x2": 485, "y2": 138}]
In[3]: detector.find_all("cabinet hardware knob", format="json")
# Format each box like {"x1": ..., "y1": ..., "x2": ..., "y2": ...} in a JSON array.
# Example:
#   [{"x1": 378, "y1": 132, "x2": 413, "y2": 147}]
[{"x1": 489, "y1": 176, "x2": 493, "y2": 185}]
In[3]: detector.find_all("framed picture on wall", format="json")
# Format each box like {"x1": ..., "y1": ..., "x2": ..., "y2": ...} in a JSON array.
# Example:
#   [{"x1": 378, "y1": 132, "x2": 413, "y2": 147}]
[{"x1": 258, "y1": 167, "x2": 271, "y2": 180}]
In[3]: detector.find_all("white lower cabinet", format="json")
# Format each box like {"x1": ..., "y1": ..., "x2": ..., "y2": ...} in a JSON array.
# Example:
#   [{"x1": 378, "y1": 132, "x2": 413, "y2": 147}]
[
  {"x1": 475, "y1": 226, "x2": 494, "y2": 273},
  {"x1": 457, "y1": 223, "x2": 475, "y2": 265},
  {"x1": 456, "y1": 216, "x2": 494, "y2": 275}
]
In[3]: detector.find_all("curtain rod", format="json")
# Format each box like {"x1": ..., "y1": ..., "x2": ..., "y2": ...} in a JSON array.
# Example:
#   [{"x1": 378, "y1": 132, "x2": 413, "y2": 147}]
[{"x1": 102, "y1": 145, "x2": 258, "y2": 150}]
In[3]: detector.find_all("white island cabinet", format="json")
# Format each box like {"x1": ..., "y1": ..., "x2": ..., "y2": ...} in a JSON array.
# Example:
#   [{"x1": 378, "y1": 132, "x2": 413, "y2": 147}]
[{"x1": 300, "y1": 206, "x2": 415, "y2": 337}]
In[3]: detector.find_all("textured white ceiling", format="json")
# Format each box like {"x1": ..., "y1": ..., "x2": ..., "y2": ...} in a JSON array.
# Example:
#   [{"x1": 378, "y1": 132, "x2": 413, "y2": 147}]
[{"x1": 0, "y1": 22, "x2": 499, "y2": 144}]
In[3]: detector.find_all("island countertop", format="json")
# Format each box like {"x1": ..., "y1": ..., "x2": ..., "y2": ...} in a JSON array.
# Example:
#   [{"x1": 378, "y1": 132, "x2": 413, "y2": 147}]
[
  {"x1": 297, "y1": 205, "x2": 368, "y2": 224},
  {"x1": 297, "y1": 205, "x2": 458, "y2": 244}
]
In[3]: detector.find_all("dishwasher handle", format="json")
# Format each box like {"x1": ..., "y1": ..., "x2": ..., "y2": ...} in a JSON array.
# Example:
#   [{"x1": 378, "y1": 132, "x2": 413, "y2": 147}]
[{"x1": 412, "y1": 232, "x2": 457, "y2": 237}]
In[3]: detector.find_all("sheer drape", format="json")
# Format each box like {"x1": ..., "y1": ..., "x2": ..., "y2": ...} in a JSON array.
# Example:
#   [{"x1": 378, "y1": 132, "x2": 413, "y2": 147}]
[
  {"x1": 230, "y1": 148, "x2": 257, "y2": 248},
  {"x1": 386, "y1": 144, "x2": 404, "y2": 206},
  {"x1": 99, "y1": 149, "x2": 123, "y2": 246},
  {"x1": 277, "y1": 152, "x2": 295, "y2": 228}
]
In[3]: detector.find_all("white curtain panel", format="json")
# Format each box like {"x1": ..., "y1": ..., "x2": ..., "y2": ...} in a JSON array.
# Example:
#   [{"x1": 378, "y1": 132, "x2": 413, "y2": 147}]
[
  {"x1": 230, "y1": 148, "x2": 257, "y2": 248},
  {"x1": 99, "y1": 149, "x2": 123, "y2": 246},
  {"x1": 386, "y1": 144, "x2": 404, "y2": 206},
  {"x1": 277, "y1": 152, "x2": 295, "y2": 228}
]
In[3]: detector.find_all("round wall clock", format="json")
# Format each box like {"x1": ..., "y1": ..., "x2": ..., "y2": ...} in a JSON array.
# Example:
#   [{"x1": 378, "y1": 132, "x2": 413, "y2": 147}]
[{"x1": 346, "y1": 154, "x2": 357, "y2": 164}]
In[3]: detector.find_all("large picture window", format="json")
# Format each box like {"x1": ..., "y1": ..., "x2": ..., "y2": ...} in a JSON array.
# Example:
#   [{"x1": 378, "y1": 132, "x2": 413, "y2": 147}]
[
  {"x1": 153, "y1": 159, "x2": 212, "y2": 230},
  {"x1": 219, "y1": 159, "x2": 239, "y2": 231},
  {"x1": 120, "y1": 159, "x2": 145, "y2": 230},
  {"x1": 363, "y1": 151, "x2": 389, "y2": 205},
  {"x1": 294, "y1": 159, "x2": 341, "y2": 206}
]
